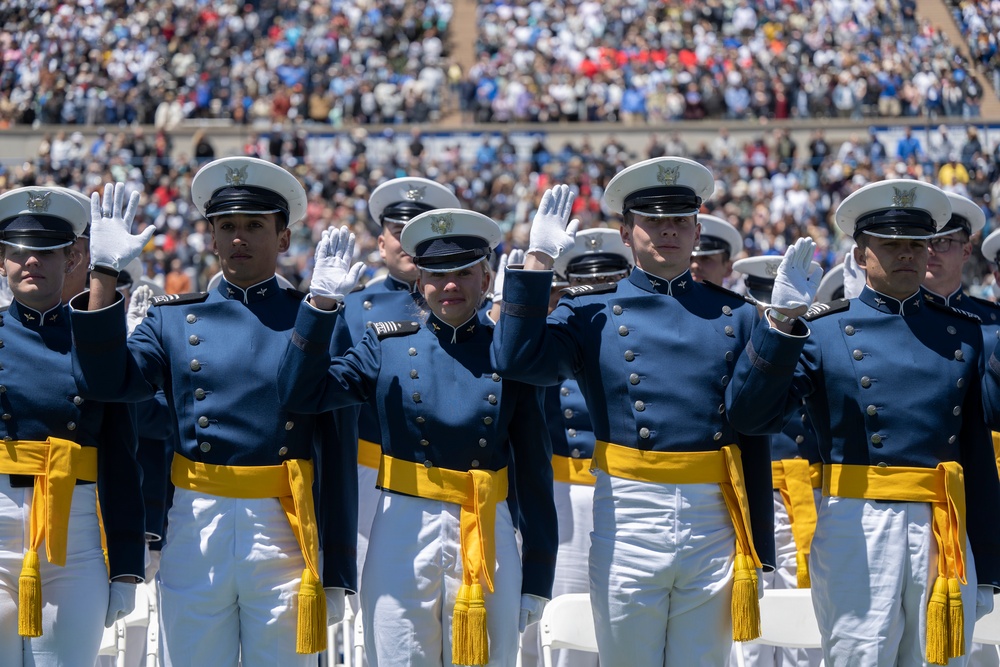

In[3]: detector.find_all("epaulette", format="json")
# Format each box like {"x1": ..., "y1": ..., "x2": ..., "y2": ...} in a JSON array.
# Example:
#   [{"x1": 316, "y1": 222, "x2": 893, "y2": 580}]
[
  {"x1": 560, "y1": 283, "x2": 618, "y2": 297},
  {"x1": 702, "y1": 280, "x2": 755, "y2": 304},
  {"x1": 367, "y1": 320, "x2": 421, "y2": 339},
  {"x1": 802, "y1": 299, "x2": 850, "y2": 321},
  {"x1": 150, "y1": 292, "x2": 209, "y2": 307},
  {"x1": 924, "y1": 299, "x2": 982, "y2": 324}
]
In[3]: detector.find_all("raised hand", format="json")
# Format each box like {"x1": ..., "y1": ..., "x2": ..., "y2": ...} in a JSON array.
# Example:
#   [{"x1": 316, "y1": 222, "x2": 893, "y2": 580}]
[
  {"x1": 90, "y1": 183, "x2": 154, "y2": 273},
  {"x1": 771, "y1": 237, "x2": 824, "y2": 317},
  {"x1": 309, "y1": 226, "x2": 364, "y2": 309}
]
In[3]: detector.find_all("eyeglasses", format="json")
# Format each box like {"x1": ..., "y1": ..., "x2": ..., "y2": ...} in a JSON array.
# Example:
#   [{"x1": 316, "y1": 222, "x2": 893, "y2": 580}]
[{"x1": 928, "y1": 236, "x2": 968, "y2": 253}]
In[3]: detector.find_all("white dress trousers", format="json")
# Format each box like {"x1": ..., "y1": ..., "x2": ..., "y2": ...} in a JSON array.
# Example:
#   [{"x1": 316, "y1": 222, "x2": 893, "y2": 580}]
[
  {"x1": 589, "y1": 471, "x2": 736, "y2": 666},
  {"x1": 361, "y1": 491, "x2": 522, "y2": 666},
  {"x1": 157, "y1": 487, "x2": 312, "y2": 667},
  {"x1": 351, "y1": 463, "x2": 380, "y2": 616},
  {"x1": 811, "y1": 496, "x2": 978, "y2": 667},
  {"x1": 0, "y1": 477, "x2": 108, "y2": 667}
]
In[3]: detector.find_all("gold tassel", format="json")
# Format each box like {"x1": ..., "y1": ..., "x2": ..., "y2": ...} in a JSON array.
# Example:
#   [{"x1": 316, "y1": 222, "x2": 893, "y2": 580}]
[
  {"x1": 926, "y1": 576, "x2": 949, "y2": 665},
  {"x1": 18, "y1": 549, "x2": 42, "y2": 637},
  {"x1": 796, "y1": 551, "x2": 811, "y2": 589},
  {"x1": 947, "y1": 578, "x2": 965, "y2": 659},
  {"x1": 295, "y1": 568, "x2": 327, "y2": 654},
  {"x1": 465, "y1": 584, "x2": 489, "y2": 666},
  {"x1": 732, "y1": 553, "x2": 761, "y2": 642},
  {"x1": 452, "y1": 584, "x2": 471, "y2": 665}
]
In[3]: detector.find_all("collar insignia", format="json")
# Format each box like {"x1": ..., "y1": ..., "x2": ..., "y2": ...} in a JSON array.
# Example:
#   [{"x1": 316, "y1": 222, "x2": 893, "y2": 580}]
[
  {"x1": 430, "y1": 213, "x2": 453, "y2": 235},
  {"x1": 23, "y1": 313, "x2": 35, "y2": 321},
  {"x1": 227, "y1": 287, "x2": 235, "y2": 296},
  {"x1": 657, "y1": 164, "x2": 680, "y2": 185},
  {"x1": 677, "y1": 280, "x2": 687, "y2": 288},
  {"x1": 257, "y1": 287, "x2": 267, "y2": 297},
  {"x1": 26, "y1": 191, "x2": 51, "y2": 212},
  {"x1": 648, "y1": 278, "x2": 661, "y2": 288},
  {"x1": 875, "y1": 296, "x2": 886, "y2": 306},
  {"x1": 225, "y1": 165, "x2": 249, "y2": 186},
  {"x1": 892, "y1": 186, "x2": 916, "y2": 207}
]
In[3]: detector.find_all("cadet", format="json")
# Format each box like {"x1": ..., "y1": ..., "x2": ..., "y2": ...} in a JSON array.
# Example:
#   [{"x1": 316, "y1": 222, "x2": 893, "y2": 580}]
[
  {"x1": 278, "y1": 212, "x2": 557, "y2": 666},
  {"x1": 344, "y1": 176, "x2": 460, "y2": 607},
  {"x1": 732, "y1": 180, "x2": 1000, "y2": 666},
  {"x1": 69, "y1": 157, "x2": 358, "y2": 665},
  {"x1": 0, "y1": 187, "x2": 144, "y2": 663},
  {"x1": 690, "y1": 213, "x2": 743, "y2": 286},
  {"x1": 730, "y1": 255, "x2": 824, "y2": 667},
  {"x1": 490, "y1": 158, "x2": 820, "y2": 665}
]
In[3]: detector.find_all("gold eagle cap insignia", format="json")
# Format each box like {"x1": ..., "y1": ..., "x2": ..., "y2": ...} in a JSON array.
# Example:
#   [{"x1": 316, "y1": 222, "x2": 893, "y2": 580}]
[
  {"x1": 402, "y1": 185, "x2": 426, "y2": 201},
  {"x1": 656, "y1": 164, "x2": 681, "y2": 185},
  {"x1": 26, "y1": 191, "x2": 52, "y2": 212},
  {"x1": 430, "y1": 213, "x2": 453, "y2": 235},
  {"x1": 225, "y1": 165, "x2": 249, "y2": 186},
  {"x1": 892, "y1": 186, "x2": 916, "y2": 208},
  {"x1": 764, "y1": 261, "x2": 781, "y2": 278},
  {"x1": 585, "y1": 235, "x2": 603, "y2": 250}
]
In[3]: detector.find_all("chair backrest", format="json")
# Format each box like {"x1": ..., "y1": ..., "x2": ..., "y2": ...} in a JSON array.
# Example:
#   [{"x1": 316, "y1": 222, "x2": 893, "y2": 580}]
[
  {"x1": 539, "y1": 593, "x2": 599, "y2": 654},
  {"x1": 754, "y1": 589, "x2": 822, "y2": 649},
  {"x1": 974, "y1": 604, "x2": 1000, "y2": 645}
]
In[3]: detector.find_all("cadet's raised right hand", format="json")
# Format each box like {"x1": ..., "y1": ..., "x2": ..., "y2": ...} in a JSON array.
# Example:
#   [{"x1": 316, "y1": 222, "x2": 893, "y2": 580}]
[
  {"x1": 90, "y1": 183, "x2": 154, "y2": 273},
  {"x1": 527, "y1": 185, "x2": 579, "y2": 260},
  {"x1": 309, "y1": 226, "x2": 363, "y2": 307}
]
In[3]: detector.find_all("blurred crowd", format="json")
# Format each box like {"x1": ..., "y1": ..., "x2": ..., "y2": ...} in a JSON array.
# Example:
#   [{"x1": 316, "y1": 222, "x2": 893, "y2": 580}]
[
  {"x1": 953, "y1": 0, "x2": 1000, "y2": 98},
  {"x1": 2, "y1": 122, "x2": 1000, "y2": 298},
  {"x1": 0, "y1": 0, "x2": 995, "y2": 129}
]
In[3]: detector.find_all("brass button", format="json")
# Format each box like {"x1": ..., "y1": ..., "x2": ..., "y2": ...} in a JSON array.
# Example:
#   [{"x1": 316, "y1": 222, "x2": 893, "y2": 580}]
[
  {"x1": 871, "y1": 434, "x2": 882, "y2": 444},
  {"x1": 853, "y1": 350, "x2": 863, "y2": 361},
  {"x1": 416, "y1": 416, "x2": 426, "y2": 424},
  {"x1": 363, "y1": 301, "x2": 372, "y2": 310},
  {"x1": 725, "y1": 351, "x2": 734, "y2": 362},
  {"x1": 190, "y1": 359, "x2": 201, "y2": 372},
  {"x1": 571, "y1": 448, "x2": 581, "y2": 458},
  {"x1": 420, "y1": 439, "x2": 429, "y2": 447},
  {"x1": 186, "y1": 314, "x2": 197, "y2": 324},
  {"x1": 199, "y1": 442, "x2": 211, "y2": 452},
  {"x1": 957, "y1": 378, "x2": 965, "y2": 388},
  {"x1": 285, "y1": 421, "x2": 294, "y2": 430},
  {"x1": 73, "y1": 395, "x2": 83, "y2": 406},
  {"x1": 722, "y1": 305, "x2": 732, "y2": 316},
  {"x1": 408, "y1": 348, "x2": 417, "y2": 356},
  {"x1": 1, "y1": 413, "x2": 10, "y2": 421},
  {"x1": 721, "y1": 375, "x2": 730, "y2": 386},
  {"x1": 479, "y1": 438, "x2": 487, "y2": 447},
  {"x1": 861, "y1": 376, "x2": 871, "y2": 388},
  {"x1": 618, "y1": 325, "x2": 629, "y2": 337},
  {"x1": 66, "y1": 421, "x2": 76, "y2": 431},
  {"x1": 198, "y1": 416, "x2": 209, "y2": 427},
  {"x1": 844, "y1": 325, "x2": 855, "y2": 335},
  {"x1": 561, "y1": 387, "x2": 570, "y2": 396},
  {"x1": 412, "y1": 392, "x2": 421, "y2": 403},
  {"x1": 410, "y1": 369, "x2": 419, "y2": 379},
  {"x1": 714, "y1": 432, "x2": 723, "y2": 441},
  {"x1": 624, "y1": 350, "x2": 635, "y2": 362},
  {"x1": 488, "y1": 394, "x2": 497, "y2": 405},
  {"x1": 423, "y1": 460, "x2": 433, "y2": 468},
  {"x1": 639, "y1": 427, "x2": 650, "y2": 439},
  {"x1": 278, "y1": 446, "x2": 288, "y2": 456},
  {"x1": 564, "y1": 409, "x2": 574, "y2": 419},
  {"x1": 0, "y1": 386, "x2": 6, "y2": 393},
  {"x1": 483, "y1": 417, "x2": 493, "y2": 425},
  {"x1": 867, "y1": 405, "x2": 877, "y2": 416},
  {"x1": 949, "y1": 435, "x2": 957, "y2": 445},
  {"x1": 877, "y1": 462, "x2": 888, "y2": 468},
  {"x1": 724, "y1": 325, "x2": 734, "y2": 336},
  {"x1": 612, "y1": 305, "x2": 623, "y2": 315},
  {"x1": 795, "y1": 435, "x2": 804, "y2": 444},
  {"x1": 629, "y1": 373, "x2": 640, "y2": 385},
  {"x1": 634, "y1": 400, "x2": 645, "y2": 412},
  {"x1": 194, "y1": 388, "x2": 206, "y2": 400},
  {"x1": 189, "y1": 335, "x2": 200, "y2": 346},
  {"x1": 955, "y1": 350, "x2": 964, "y2": 361},
  {"x1": 567, "y1": 428, "x2": 577, "y2": 437},
  {"x1": 952, "y1": 406, "x2": 961, "y2": 416},
  {"x1": 471, "y1": 460, "x2": 480, "y2": 468},
  {"x1": 2, "y1": 436, "x2": 10, "y2": 441},
  {"x1": 492, "y1": 373, "x2": 501, "y2": 382},
  {"x1": 947, "y1": 326, "x2": 957, "y2": 335},
  {"x1": 718, "y1": 404, "x2": 725, "y2": 414}
]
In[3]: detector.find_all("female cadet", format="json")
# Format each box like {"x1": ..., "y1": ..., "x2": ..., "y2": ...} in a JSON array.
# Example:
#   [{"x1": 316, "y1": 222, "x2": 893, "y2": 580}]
[
  {"x1": 278, "y1": 215, "x2": 557, "y2": 666},
  {"x1": 0, "y1": 187, "x2": 143, "y2": 664}
]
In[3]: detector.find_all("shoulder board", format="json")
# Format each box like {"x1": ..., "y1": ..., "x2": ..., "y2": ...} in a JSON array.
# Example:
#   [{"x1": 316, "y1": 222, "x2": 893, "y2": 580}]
[
  {"x1": 150, "y1": 292, "x2": 209, "y2": 307},
  {"x1": 560, "y1": 283, "x2": 618, "y2": 297},
  {"x1": 702, "y1": 280, "x2": 755, "y2": 304},
  {"x1": 970, "y1": 295, "x2": 1000, "y2": 312},
  {"x1": 367, "y1": 320, "x2": 421, "y2": 339},
  {"x1": 283, "y1": 287, "x2": 308, "y2": 301},
  {"x1": 924, "y1": 299, "x2": 982, "y2": 324},
  {"x1": 802, "y1": 299, "x2": 850, "y2": 321}
]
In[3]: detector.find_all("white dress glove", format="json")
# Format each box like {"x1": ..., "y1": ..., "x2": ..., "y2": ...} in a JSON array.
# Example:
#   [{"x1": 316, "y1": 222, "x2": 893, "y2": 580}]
[
  {"x1": 126, "y1": 284, "x2": 155, "y2": 335},
  {"x1": 757, "y1": 568, "x2": 765, "y2": 600},
  {"x1": 310, "y1": 226, "x2": 364, "y2": 302},
  {"x1": 842, "y1": 244, "x2": 867, "y2": 300},
  {"x1": 105, "y1": 581, "x2": 137, "y2": 627},
  {"x1": 771, "y1": 238, "x2": 823, "y2": 312},
  {"x1": 90, "y1": 182, "x2": 154, "y2": 273},
  {"x1": 527, "y1": 185, "x2": 579, "y2": 260},
  {"x1": 518, "y1": 593, "x2": 548, "y2": 632},
  {"x1": 492, "y1": 249, "x2": 525, "y2": 300},
  {"x1": 977, "y1": 585, "x2": 995, "y2": 622},
  {"x1": 145, "y1": 549, "x2": 161, "y2": 582},
  {"x1": 325, "y1": 587, "x2": 347, "y2": 625}
]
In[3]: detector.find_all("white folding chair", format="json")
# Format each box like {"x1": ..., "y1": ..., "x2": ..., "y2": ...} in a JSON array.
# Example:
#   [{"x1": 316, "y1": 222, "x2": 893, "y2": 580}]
[
  {"x1": 538, "y1": 593, "x2": 599, "y2": 667},
  {"x1": 974, "y1": 603, "x2": 1000, "y2": 644},
  {"x1": 353, "y1": 609, "x2": 365, "y2": 666},
  {"x1": 97, "y1": 619, "x2": 126, "y2": 667},
  {"x1": 326, "y1": 602, "x2": 355, "y2": 667},
  {"x1": 142, "y1": 579, "x2": 160, "y2": 667},
  {"x1": 734, "y1": 588, "x2": 823, "y2": 667}
]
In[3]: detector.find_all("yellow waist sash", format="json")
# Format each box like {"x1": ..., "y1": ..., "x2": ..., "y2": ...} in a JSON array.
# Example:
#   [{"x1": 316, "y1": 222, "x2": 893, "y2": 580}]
[
  {"x1": 171, "y1": 453, "x2": 325, "y2": 655},
  {"x1": 551, "y1": 454, "x2": 595, "y2": 486},
  {"x1": 594, "y1": 440, "x2": 762, "y2": 642},
  {"x1": 992, "y1": 432, "x2": 1000, "y2": 476},
  {"x1": 358, "y1": 439, "x2": 381, "y2": 470},
  {"x1": 377, "y1": 455, "x2": 508, "y2": 666},
  {"x1": 823, "y1": 463, "x2": 966, "y2": 665},
  {"x1": 0, "y1": 438, "x2": 97, "y2": 638},
  {"x1": 770, "y1": 460, "x2": 821, "y2": 588}
]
